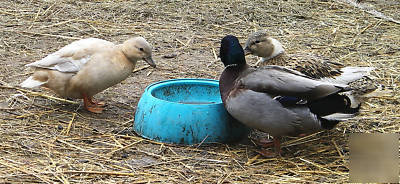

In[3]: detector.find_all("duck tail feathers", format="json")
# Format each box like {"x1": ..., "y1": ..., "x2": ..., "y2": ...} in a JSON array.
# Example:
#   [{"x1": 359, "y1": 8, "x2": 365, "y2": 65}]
[
  {"x1": 20, "y1": 76, "x2": 46, "y2": 88},
  {"x1": 342, "y1": 91, "x2": 362, "y2": 108},
  {"x1": 319, "y1": 112, "x2": 358, "y2": 129},
  {"x1": 308, "y1": 92, "x2": 360, "y2": 116},
  {"x1": 318, "y1": 96, "x2": 360, "y2": 129},
  {"x1": 320, "y1": 66, "x2": 374, "y2": 84},
  {"x1": 322, "y1": 112, "x2": 358, "y2": 121}
]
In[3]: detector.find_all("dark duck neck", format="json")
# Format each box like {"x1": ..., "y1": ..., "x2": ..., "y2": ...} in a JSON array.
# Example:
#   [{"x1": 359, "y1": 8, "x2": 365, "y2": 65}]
[{"x1": 218, "y1": 35, "x2": 248, "y2": 103}]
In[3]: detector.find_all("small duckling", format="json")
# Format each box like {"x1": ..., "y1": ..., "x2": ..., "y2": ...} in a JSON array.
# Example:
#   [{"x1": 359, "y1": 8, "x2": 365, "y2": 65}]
[{"x1": 21, "y1": 37, "x2": 156, "y2": 113}]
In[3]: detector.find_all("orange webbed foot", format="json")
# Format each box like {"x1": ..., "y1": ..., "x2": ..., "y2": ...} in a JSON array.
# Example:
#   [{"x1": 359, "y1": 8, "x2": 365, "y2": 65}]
[
  {"x1": 87, "y1": 96, "x2": 106, "y2": 107},
  {"x1": 83, "y1": 94, "x2": 105, "y2": 113},
  {"x1": 253, "y1": 138, "x2": 275, "y2": 148},
  {"x1": 253, "y1": 137, "x2": 282, "y2": 157},
  {"x1": 86, "y1": 106, "x2": 104, "y2": 113},
  {"x1": 256, "y1": 149, "x2": 281, "y2": 158},
  {"x1": 91, "y1": 100, "x2": 106, "y2": 107}
]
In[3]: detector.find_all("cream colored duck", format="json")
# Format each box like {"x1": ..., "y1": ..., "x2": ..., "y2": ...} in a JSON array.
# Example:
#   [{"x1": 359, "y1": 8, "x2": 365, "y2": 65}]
[
  {"x1": 21, "y1": 37, "x2": 156, "y2": 113},
  {"x1": 244, "y1": 30, "x2": 375, "y2": 87}
]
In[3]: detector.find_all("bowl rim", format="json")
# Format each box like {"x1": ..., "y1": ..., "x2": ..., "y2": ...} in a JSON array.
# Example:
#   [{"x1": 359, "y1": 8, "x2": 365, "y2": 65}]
[{"x1": 143, "y1": 78, "x2": 223, "y2": 106}]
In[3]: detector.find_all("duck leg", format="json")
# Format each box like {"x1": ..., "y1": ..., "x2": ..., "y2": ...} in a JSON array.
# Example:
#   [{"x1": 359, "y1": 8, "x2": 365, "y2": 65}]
[
  {"x1": 88, "y1": 97, "x2": 106, "y2": 107},
  {"x1": 256, "y1": 137, "x2": 282, "y2": 157},
  {"x1": 253, "y1": 137, "x2": 275, "y2": 147},
  {"x1": 82, "y1": 94, "x2": 104, "y2": 113},
  {"x1": 273, "y1": 137, "x2": 281, "y2": 155}
]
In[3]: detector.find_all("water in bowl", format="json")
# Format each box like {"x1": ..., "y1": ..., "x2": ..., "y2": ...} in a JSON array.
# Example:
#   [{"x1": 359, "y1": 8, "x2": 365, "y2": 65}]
[
  {"x1": 179, "y1": 101, "x2": 217, "y2": 104},
  {"x1": 151, "y1": 82, "x2": 222, "y2": 104}
]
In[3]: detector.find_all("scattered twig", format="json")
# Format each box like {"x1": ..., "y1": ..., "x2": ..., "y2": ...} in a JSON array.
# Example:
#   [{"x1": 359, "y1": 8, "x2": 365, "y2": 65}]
[
  {"x1": 132, "y1": 66, "x2": 150, "y2": 73},
  {"x1": 336, "y1": 0, "x2": 400, "y2": 24},
  {"x1": 0, "y1": 159, "x2": 52, "y2": 184},
  {"x1": 64, "y1": 113, "x2": 76, "y2": 135},
  {"x1": 0, "y1": 86, "x2": 78, "y2": 104}
]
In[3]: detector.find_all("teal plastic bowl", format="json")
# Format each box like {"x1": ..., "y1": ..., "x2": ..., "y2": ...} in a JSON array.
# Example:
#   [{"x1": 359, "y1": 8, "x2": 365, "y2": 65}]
[{"x1": 134, "y1": 78, "x2": 250, "y2": 145}]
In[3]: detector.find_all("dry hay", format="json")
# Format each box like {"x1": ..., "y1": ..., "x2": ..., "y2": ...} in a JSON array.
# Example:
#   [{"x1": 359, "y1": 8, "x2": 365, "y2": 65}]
[{"x1": 0, "y1": 0, "x2": 399, "y2": 183}]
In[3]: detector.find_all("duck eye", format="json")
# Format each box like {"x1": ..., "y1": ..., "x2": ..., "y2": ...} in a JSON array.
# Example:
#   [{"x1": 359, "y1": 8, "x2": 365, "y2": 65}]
[{"x1": 139, "y1": 48, "x2": 144, "y2": 51}]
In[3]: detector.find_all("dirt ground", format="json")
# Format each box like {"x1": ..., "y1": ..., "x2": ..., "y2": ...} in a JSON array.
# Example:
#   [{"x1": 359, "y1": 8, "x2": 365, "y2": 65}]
[{"x1": 0, "y1": 0, "x2": 399, "y2": 183}]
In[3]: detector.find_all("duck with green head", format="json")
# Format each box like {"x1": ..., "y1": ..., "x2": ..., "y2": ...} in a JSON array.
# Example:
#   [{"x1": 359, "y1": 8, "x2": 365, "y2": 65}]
[{"x1": 219, "y1": 35, "x2": 360, "y2": 156}]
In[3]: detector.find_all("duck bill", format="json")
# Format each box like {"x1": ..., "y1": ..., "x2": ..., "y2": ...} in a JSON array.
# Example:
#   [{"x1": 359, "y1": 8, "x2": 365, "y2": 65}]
[
  {"x1": 144, "y1": 56, "x2": 156, "y2": 68},
  {"x1": 243, "y1": 47, "x2": 252, "y2": 56}
]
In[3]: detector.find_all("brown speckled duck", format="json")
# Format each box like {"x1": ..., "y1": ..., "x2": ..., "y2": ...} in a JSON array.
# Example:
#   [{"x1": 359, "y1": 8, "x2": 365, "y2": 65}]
[
  {"x1": 219, "y1": 35, "x2": 361, "y2": 156},
  {"x1": 244, "y1": 30, "x2": 376, "y2": 90},
  {"x1": 21, "y1": 37, "x2": 156, "y2": 113}
]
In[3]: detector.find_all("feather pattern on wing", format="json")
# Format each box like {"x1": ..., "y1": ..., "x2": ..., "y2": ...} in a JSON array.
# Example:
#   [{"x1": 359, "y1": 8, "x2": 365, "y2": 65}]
[{"x1": 26, "y1": 38, "x2": 114, "y2": 73}]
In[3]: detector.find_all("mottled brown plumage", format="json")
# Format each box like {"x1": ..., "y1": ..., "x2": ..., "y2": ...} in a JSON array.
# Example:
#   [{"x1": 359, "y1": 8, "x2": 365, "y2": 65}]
[
  {"x1": 244, "y1": 30, "x2": 344, "y2": 79},
  {"x1": 261, "y1": 52, "x2": 344, "y2": 79},
  {"x1": 244, "y1": 30, "x2": 377, "y2": 96}
]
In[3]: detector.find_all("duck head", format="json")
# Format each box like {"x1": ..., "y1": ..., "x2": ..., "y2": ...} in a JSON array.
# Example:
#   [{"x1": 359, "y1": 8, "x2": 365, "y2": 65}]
[
  {"x1": 122, "y1": 37, "x2": 156, "y2": 68},
  {"x1": 244, "y1": 30, "x2": 285, "y2": 61},
  {"x1": 220, "y1": 35, "x2": 247, "y2": 67}
]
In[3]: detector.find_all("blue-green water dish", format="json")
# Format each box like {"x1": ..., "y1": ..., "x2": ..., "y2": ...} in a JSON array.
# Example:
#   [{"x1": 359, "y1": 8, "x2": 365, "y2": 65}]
[{"x1": 134, "y1": 78, "x2": 250, "y2": 145}]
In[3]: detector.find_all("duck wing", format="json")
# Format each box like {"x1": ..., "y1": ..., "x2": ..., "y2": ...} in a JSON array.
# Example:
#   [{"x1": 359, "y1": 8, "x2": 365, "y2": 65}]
[
  {"x1": 238, "y1": 65, "x2": 349, "y2": 101},
  {"x1": 26, "y1": 38, "x2": 115, "y2": 73}
]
